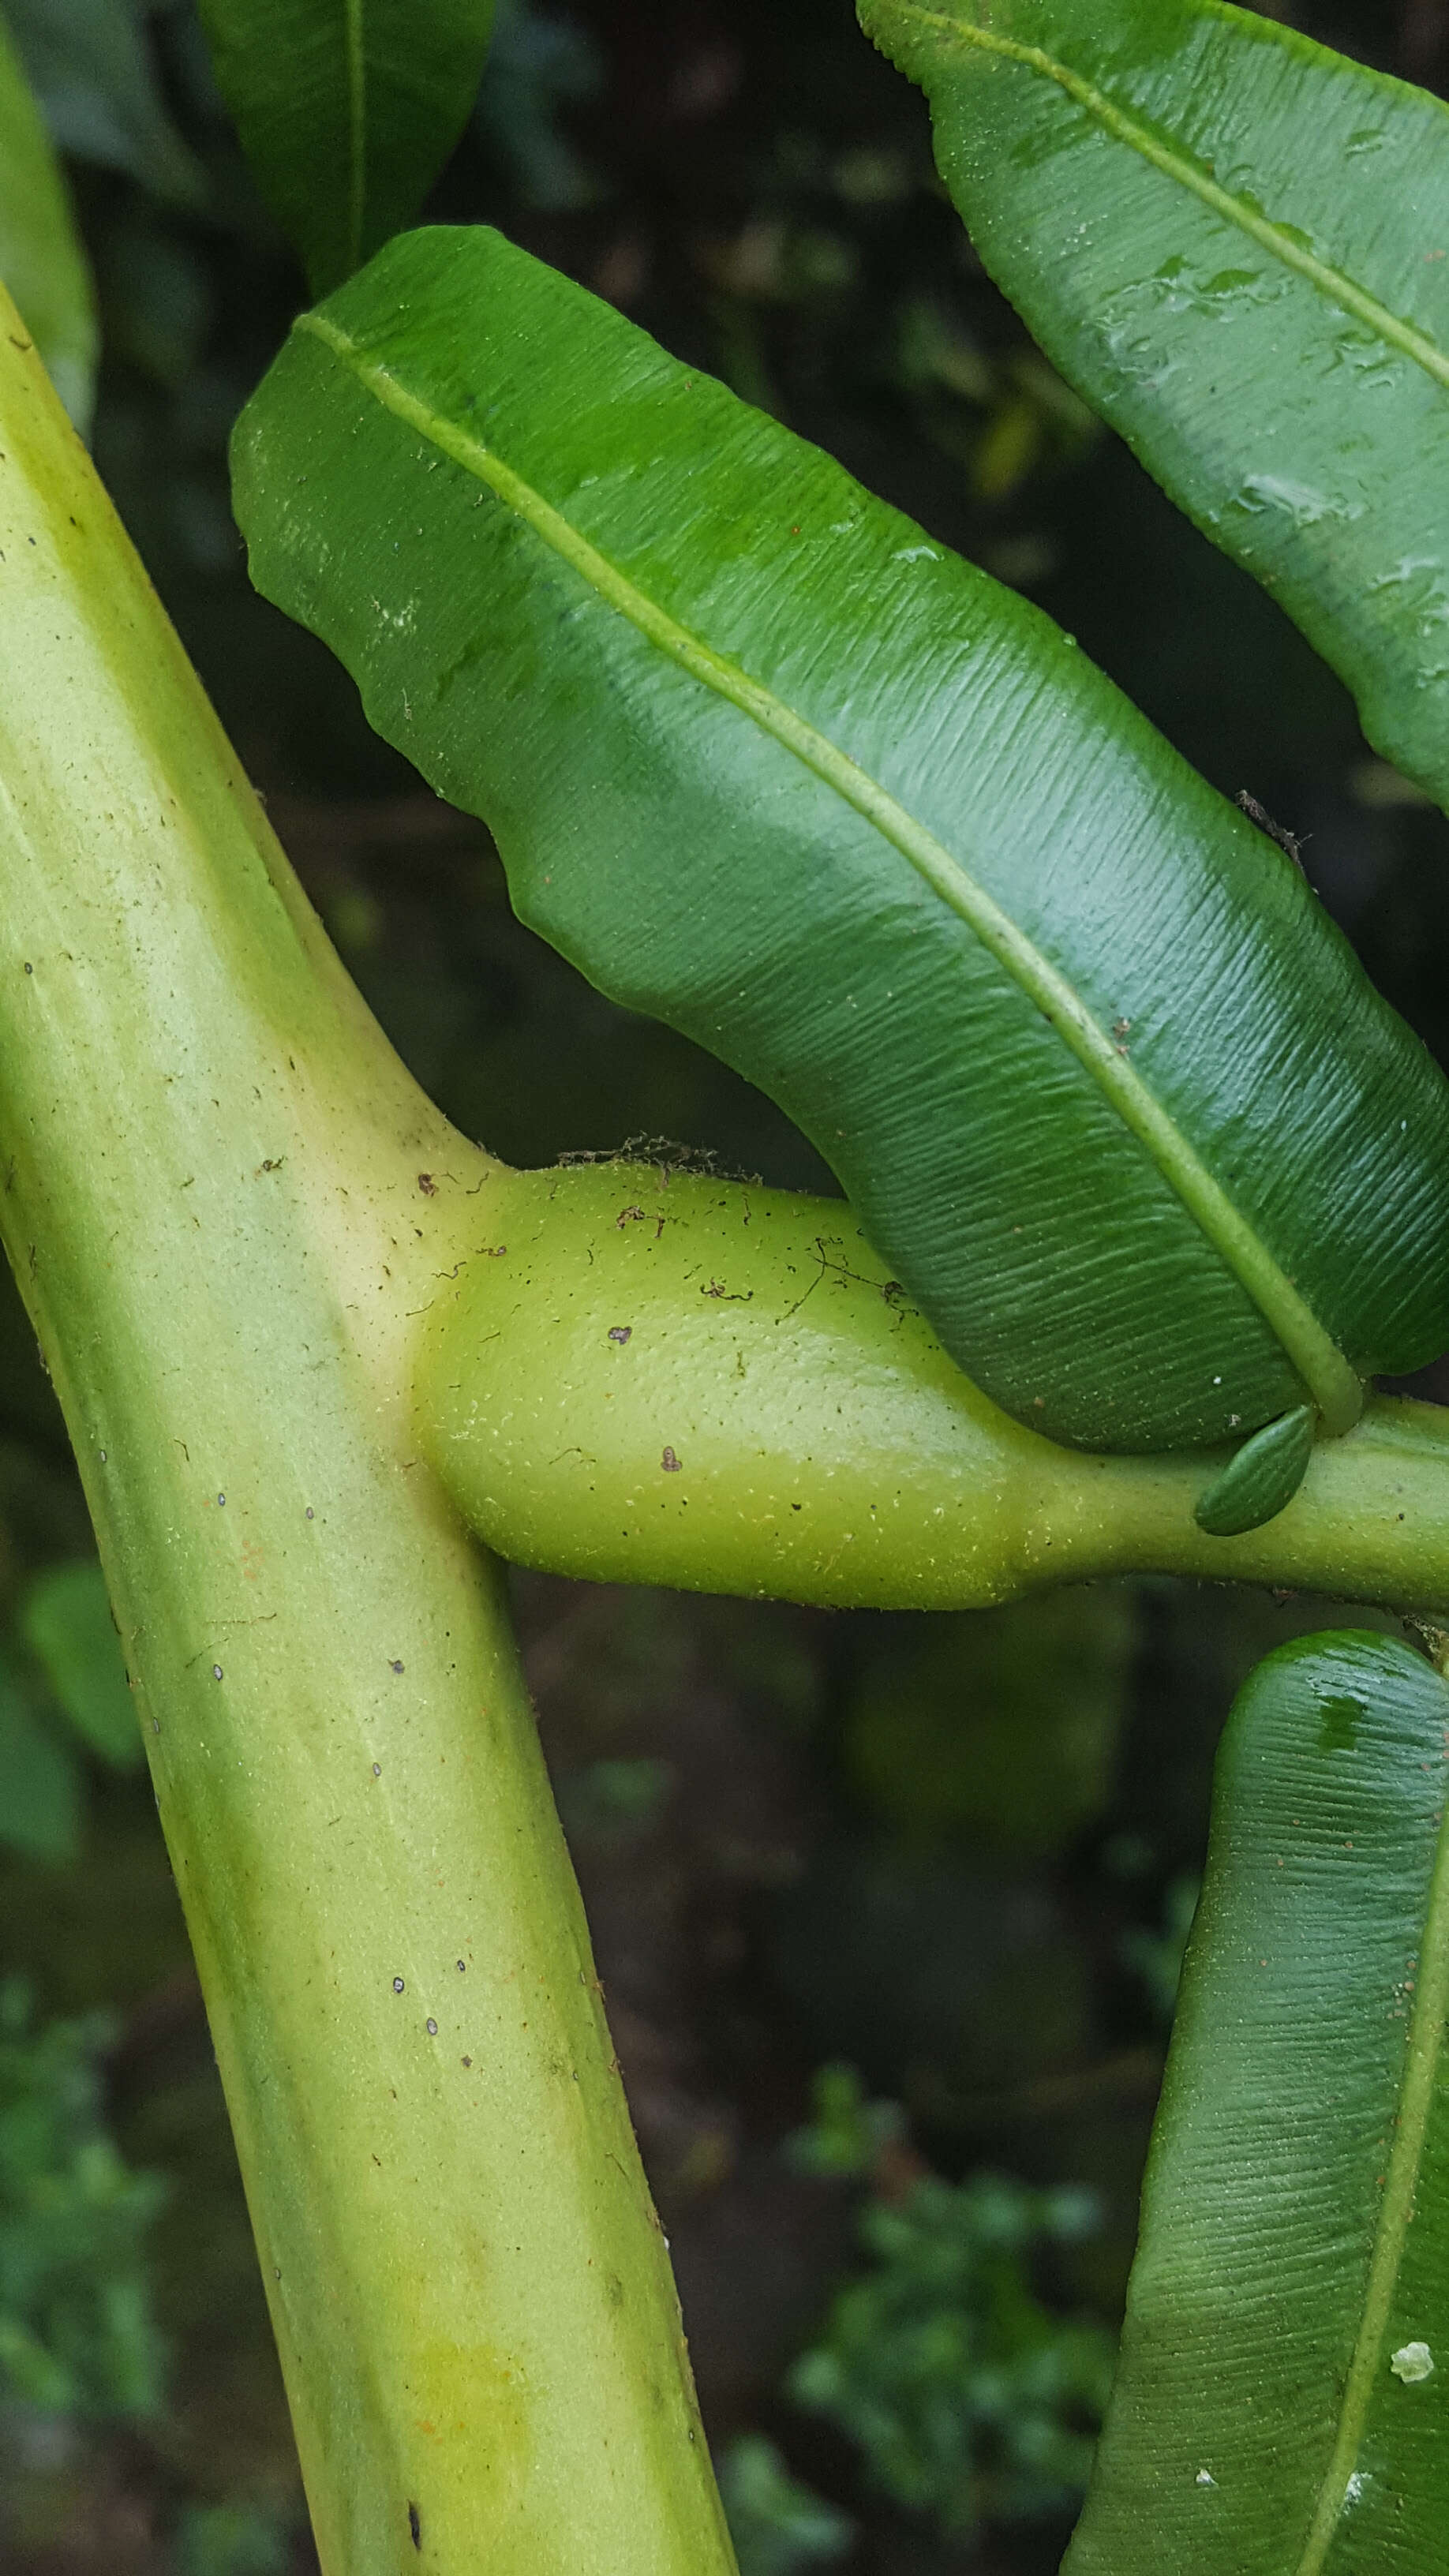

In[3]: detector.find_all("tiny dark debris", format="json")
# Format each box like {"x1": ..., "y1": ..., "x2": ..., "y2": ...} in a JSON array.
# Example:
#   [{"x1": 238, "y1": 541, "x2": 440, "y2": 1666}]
[
  {"x1": 408, "y1": 2502, "x2": 421, "y2": 2550},
  {"x1": 456, "y1": 1959, "x2": 466, "y2": 1971},
  {"x1": 608, "y1": 1325, "x2": 632, "y2": 1345},
  {"x1": 1235, "y1": 788, "x2": 1308, "y2": 871},
  {"x1": 391, "y1": 1658, "x2": 405, "y2": 1674},
  {"x1": 212, "y1": 1664, "x2": 223, "y2": 1681},
  {"x1": 661, "y1": 1447, "x2": 683, "y2": 1473},
  {"x1": 393, "y1": 1977, "x2": 405, "y2": 1994},
  {"x1": 373, "y1": 1762, "x2": 382, "y2": 1777},
  {"x1": 426, "y1": 2018, "x2": 438, "y2": 2036},
  {"x1": 417, "y1": 1172, "x2": 437, "y2": 1196}
]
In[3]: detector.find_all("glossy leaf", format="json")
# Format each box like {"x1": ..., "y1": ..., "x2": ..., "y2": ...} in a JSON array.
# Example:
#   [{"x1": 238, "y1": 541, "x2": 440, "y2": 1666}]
[
  {"x1": 859, "y1": 0, "x2": 1449, "y2": 812},
  {"x1": 197, "y1": 0, "x2": 497, "y2": 294},
  {"x1": 1193, "y1": 1400, "x2": 1314, "y2": 1536},
  {"x1": 232, "y1": 226, "x2": 1449, "y2": 1459},
  {"x1": 1069, "y1": 1631, "x2": 1449, "y2": 2570},
  {"x1": 0, "y1": 9, "x2": 96, "y2": 429}
]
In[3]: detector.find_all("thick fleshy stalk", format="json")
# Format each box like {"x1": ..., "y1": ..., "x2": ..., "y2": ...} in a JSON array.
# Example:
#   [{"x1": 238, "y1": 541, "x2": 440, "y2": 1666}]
[
  {"x1": 0, "y1": 294, "x2": 734, "y2": 2576},
  {"x1": 421, "y1": 1161, "x2": 1449, "y2": 1619}
]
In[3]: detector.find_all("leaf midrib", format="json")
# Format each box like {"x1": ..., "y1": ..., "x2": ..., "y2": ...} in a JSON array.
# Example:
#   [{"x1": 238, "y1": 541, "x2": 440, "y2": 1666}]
[
  {"x1": 875, "y1": 0, "x2": 1449, "y2": 396},
  {"x1": 295, "y1": 303, "x2": 1362, "y2": 1432},
  {"x1": 1292, "y1": 1777, "x2": 1449, "y2": 2574}
]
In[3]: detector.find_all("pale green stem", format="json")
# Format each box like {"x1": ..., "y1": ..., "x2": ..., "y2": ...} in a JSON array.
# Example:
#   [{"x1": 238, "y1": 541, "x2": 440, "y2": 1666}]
[
  {"x1": 0, "y1": 294, "x2": 735, "y2": 2576},
  {"x1": 419, "y1": 1161, "x2": 1449, "y2": 1618}
]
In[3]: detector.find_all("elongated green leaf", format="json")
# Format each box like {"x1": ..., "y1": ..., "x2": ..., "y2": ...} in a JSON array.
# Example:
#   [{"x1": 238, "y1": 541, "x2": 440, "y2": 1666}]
[
  {"x1": 21, "y1": 1561, "x2": 142, "y2": 1769},
  {"x1": 6, "y1": 0, "x2": 203, "y2": 204},
  {"x1": 0, "y1": 1657, "x2": 80, "y2": 1862},
  {"x1": 197, "y1": 0, "x2": 496, "y2": 294},
  {"x1": 0, "y1": 9, "x2": 96, "y2": 430},
  {"x1": 859, "y1": 0, "x2": 1449, "y2": 814},
  {"x1": 1069, "y1": 1631, "x2": 1449, "y2": 2571},
  {"x1": 1193, "y1": 1400, "x2": 1314, "y2": 1536},
  {"x1": 232, "y1": 227, "x2": 1449, "y2": 1464}
]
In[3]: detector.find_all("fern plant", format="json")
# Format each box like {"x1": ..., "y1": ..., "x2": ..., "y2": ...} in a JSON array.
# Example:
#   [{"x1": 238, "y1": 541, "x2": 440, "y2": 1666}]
[{"x1": 2, "y1": 0, "x2": 1448, "y2": 2567}]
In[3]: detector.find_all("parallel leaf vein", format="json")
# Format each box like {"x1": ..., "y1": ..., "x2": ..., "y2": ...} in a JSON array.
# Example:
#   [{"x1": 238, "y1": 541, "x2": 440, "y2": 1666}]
[
  {"x1": 1293, "y1": 1777, "x2": 1449, "y2": 2574},
  {"x1": 294, "y1": 305, "x2": 1362, "y2": 1429},
  {"x1": 875, "y1": 1, "x2": 1449, "y2": 394}
]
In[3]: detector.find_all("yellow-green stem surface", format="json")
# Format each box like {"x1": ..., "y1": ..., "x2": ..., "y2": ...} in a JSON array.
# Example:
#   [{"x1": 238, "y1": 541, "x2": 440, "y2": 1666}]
[
  {"x1": 7, "y1": 255, "x2": 1448, "y2": 2576},
  {"x1": 0, "y1": 294, "x2": 735, "y2": 2576},
  {"x1": 420, "y1": 1161, "x2": 1449, "y2": 1617}
]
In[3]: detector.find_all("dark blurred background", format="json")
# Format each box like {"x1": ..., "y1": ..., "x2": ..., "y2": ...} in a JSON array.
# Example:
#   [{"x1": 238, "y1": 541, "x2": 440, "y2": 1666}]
[{"x1": 2, "y1": 4, "x2": 1447, "y2": 2570}]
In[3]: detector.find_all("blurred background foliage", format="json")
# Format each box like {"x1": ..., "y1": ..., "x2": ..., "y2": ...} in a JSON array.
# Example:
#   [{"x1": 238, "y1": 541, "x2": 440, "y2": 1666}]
[{"x1": 0, "y1": 2, "x2": 1447, "y2": 2568}]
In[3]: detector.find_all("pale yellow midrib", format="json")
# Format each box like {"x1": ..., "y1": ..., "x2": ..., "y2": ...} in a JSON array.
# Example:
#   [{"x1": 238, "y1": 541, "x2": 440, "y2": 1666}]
[
  {"x1": 294, "y1": 304, "x2": 1363, "y2": 1434},
  {"x1": 878, "y1": 2, "x2": 1449, "y2": 395},
  {"x1": 1292, "y1": 1786, "x2": 1449, "y2": 2573}
]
